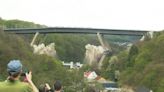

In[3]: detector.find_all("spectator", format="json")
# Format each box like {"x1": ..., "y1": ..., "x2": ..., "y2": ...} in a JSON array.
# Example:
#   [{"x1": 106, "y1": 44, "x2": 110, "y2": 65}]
[
  {"x1": 39, "y1": 83, "x2": 53, "y2": 92},
  {"x1": 54, "y1": 80, "x2": 62, "y2": 92},
  {"x1": 0, "y1": 60, "x2": 38, "y2": 92}
]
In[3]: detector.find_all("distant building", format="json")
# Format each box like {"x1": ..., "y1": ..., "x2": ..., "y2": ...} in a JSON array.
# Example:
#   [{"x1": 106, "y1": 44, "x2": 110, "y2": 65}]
[
  {"x1": 84, "y1": 71, "x2": 98, "y2": 80},
  {"x1": 62, "y1": 61, "x2": 83, "y2": 69}
]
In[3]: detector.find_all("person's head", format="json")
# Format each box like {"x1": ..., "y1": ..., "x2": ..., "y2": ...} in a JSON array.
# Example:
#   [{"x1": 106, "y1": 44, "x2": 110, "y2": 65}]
[
  {"x1": 39, "y1": 83, "x2": 51, "y2": 92},
  {"x1": 7, "y1": 60, "x2": 23, "y2": 80},
  {"x1": 39, "y1": 84, "x2": 46, "y2": 92},
  {"x1": 54, "y1": 80, "x2": 62, "y2": 91}
]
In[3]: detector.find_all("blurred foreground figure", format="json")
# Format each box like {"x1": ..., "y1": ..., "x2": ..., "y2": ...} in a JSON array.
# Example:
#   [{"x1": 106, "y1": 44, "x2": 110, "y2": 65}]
[
  {"x1": 39, "y1": 83, "x2": 53, "y2": 92},
  {"x1": 39, "y1": 80, "x2": 63, "y2": 92},
  {"x1": 0, "y1": 60, "x2": 38, "y2": 92},
  {"x1": 54, "y1": 80, "x2": 63, "y2": 92}
]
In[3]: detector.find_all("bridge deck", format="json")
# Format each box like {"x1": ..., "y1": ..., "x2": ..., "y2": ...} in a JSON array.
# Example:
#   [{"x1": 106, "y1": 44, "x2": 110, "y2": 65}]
[{"x1": 4, "y1": 27, "x2": 148, "y2": 36}]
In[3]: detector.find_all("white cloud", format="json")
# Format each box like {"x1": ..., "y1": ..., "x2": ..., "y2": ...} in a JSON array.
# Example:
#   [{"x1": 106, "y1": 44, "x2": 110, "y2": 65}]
[{"x1": 0, "y1": 0, "x2": 164, "y2": 31}]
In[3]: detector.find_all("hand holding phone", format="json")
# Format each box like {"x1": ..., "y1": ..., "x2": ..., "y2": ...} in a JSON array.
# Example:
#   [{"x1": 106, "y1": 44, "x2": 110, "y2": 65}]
[{"x1": 25, "y1": 71, "x2": 32, "y2": 82}]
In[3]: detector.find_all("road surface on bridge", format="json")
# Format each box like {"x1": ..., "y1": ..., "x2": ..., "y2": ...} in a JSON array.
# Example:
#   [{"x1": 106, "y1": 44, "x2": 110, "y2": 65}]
[{"x1": 4, "y1": 27, "x2": 149, "y2": 36}]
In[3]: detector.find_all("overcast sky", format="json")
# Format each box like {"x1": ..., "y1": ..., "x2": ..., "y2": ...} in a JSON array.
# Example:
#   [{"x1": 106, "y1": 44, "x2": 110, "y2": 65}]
[{"x1": 0, "y1": 0, "x2": 164, "y2": 31}]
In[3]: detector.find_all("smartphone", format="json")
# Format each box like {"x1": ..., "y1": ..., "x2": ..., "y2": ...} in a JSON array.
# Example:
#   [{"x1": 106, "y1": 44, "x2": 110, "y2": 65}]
[{"x1": 20, "y1": 67, "x2": 29, "y2": 82}]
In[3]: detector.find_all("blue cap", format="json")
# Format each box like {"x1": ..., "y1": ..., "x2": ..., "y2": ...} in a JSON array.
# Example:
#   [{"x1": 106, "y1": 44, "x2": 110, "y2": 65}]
[{"x1": 7, "y1": 60, "x2": 22, "y2": 73}]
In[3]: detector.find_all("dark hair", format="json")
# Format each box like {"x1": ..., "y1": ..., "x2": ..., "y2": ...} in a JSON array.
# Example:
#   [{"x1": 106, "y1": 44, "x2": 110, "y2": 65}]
[
  {"x1": 54, "y1": 80, "x2": 62, "y2": 91},
  {"x1": 8, "y1": 71, "x2": 21, "y2": 82}
]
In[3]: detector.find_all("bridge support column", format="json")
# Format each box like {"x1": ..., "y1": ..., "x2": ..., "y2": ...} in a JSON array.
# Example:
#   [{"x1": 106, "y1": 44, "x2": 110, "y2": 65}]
[
  {"x1": 97, "y1": 32, "x2": 112, "y2": 69},
  {"x1": 97, "y1": 33, "x2": 106, "y2": 49},
  {"x1": 30, "y1": 32, "x2": 39, "y2": 46}
]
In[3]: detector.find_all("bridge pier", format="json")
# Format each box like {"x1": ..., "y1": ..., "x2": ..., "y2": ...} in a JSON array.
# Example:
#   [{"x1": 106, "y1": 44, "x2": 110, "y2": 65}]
[
  {"x1": 97, "y1": 32, "x2": 112, "y2": 69},
  {"x1": 30, "y1": 32, "x2": 39, "y2": 46}
]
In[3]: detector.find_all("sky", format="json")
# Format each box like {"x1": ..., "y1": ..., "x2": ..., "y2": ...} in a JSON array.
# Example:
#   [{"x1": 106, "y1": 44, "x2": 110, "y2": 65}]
[{"x1": 0, "y1": 0, "x2": 164, "y2": 31}]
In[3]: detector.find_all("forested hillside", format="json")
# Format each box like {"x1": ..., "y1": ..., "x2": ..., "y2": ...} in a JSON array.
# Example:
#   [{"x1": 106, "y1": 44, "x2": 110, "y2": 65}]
[
  {"x1": 0, "y1": 29, "x2": 89, "y2": 92},
  {"x1": 101, "y1": 31, "x2": 164, "y2": 92},
  {"x1": 0, "y1": 18, "x2": 140, "y2": 63},
  {"x1": 1, "y1": 18, "x2": 163, "y2": 92},
  {"x1": 0, "y1": 29, "x2": 61, "y2": 83},
  {"x1": 0, "y1": 18, "x2": 100, "y2": 62},
  {"x1": 0, "y1": 18, "x2": 88, "y2": 91},
  {"x1": 0, "y1": 18, "x2": 46, "y2": 28}
]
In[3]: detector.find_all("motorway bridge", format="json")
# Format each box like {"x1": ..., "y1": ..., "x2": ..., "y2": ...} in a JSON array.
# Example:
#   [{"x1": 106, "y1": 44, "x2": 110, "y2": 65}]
[
  {"x1": 3, "y1": 27, "x2": 150, "y2": 69},
  {"x1": 4, "y1": 27, "x2": 149, "y2": 36}
]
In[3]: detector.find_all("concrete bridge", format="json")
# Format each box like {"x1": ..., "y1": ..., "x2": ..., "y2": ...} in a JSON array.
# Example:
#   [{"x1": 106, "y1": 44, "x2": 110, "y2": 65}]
[
  {"x1": 3, "y1": 27, "x2": 151, "y2": 69},
  {"x1": 4, "y1": 27, "x2": 148, "y2": 36}
]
